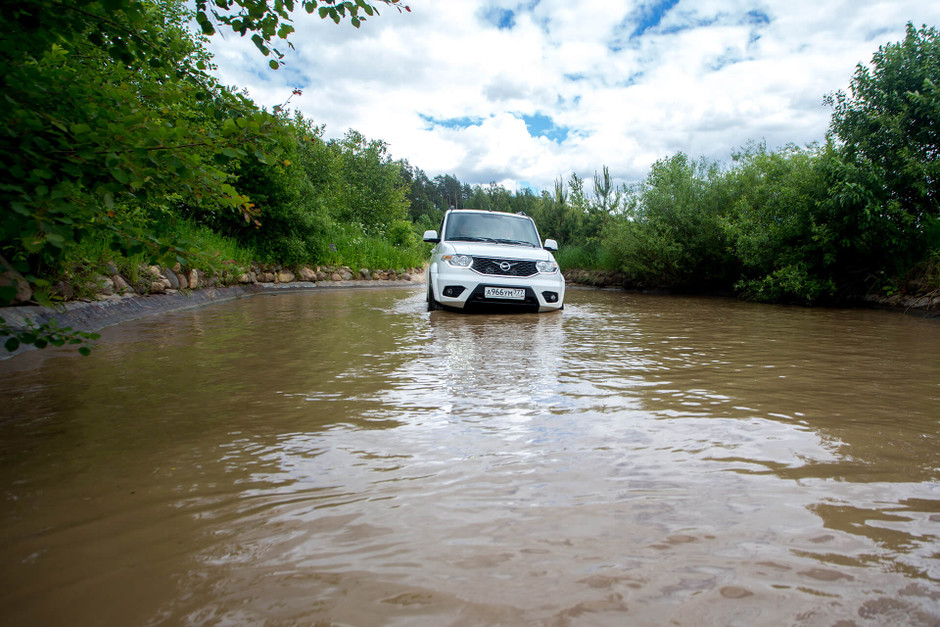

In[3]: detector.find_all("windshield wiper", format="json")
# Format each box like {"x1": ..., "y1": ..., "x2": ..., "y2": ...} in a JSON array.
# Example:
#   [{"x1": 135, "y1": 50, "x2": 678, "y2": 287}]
[
  {"x1": 449, "y1": 236, "x2": 499, "y2": 243},
  {"x1": 492, "y1": 238, "x2": 538, "y2": 247}
]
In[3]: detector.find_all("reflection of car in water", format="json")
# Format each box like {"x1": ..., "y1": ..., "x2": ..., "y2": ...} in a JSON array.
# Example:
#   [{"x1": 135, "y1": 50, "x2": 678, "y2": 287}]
[{"x1": 423, "y1": 209, "x2": 566, "y2": 313}]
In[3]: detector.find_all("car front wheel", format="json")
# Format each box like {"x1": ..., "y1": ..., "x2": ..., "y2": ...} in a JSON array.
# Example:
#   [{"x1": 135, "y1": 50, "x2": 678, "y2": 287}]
[{"x1": 427, "y1": 280, "x2": 443, "y2": 311}]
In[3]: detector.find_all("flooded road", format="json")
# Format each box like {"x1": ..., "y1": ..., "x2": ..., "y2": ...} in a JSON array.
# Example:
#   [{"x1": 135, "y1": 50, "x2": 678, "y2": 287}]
[{"x1": 1, "y1": 287, "x2": 938, "y2": 625}]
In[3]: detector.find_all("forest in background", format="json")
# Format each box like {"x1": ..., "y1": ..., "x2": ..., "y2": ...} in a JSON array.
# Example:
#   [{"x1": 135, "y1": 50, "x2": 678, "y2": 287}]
[{"x1": 2, "y1": 0, "x2": 938, "y2": 342}]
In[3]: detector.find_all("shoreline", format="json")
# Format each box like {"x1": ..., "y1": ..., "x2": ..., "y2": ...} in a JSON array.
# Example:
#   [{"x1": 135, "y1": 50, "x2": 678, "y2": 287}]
[
  {"x1": 3, "y1": 269, "x2": 937, "y2": 361},
  {"x1": 562, "y1": 269, "x2": 940, "y2": 319}
]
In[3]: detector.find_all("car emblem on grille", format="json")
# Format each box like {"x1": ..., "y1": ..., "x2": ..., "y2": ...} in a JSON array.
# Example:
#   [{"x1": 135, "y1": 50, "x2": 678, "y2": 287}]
[{"x1": 499, "y1": 261, "x2": 516, "y2": 272}]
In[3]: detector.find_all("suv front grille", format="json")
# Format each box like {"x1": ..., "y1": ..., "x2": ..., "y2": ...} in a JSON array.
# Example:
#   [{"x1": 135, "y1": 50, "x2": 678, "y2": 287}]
[{"x1": 472, "y1": 257, "x2": 538, "y2": 277}]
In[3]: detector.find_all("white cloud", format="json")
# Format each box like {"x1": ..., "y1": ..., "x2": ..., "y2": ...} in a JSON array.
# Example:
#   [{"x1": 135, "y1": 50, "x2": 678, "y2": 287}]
[{"x1": 206, "y1": 0, "x2": 940, "y2": 191}]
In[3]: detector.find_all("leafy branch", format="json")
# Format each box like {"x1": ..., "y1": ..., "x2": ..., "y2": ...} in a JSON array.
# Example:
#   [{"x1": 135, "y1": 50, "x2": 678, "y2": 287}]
[
  {"x1": 194, "y1": 0, "x2": 410, "y2": 68},
  {"x1": 1, "y1": 316, "x2": 100, "y2": 356}
]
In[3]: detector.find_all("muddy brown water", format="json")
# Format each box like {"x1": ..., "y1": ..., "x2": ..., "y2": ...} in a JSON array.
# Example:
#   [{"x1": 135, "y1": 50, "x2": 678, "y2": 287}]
[{"x1": 0, "y1": 287, "x2": 938, "y2": 626}]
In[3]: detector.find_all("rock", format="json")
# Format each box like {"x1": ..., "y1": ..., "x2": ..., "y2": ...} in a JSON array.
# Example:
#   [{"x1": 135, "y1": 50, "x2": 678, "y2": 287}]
[
  {"x1": 402, "y1": 273, "x2": 412, "y2": 281},
  {"x1": 149, "y1": 281, "x2": 166, "y2": 294},
  {"x1": 104, "y1": 261, "x2": 120, "y2": 275},
  {"x1": 316, "y1": 271, "x2": 329, "y2": 281},
  {"x1": 300, "y1": 267, "x2": 317, "y2": 281},
  {"x1": 238, "y1": 273, "x2": 253, "y2": 284},
  {"x1": 277, "y1": 270, "x2": 295, "y2": 283},
  {"x1": 162, "y1": 267, "x2": 180, "y2": 289},
  {"x1": 331, "y1": 272, "x2": 342, "y2": 281},
  {"x1": 0, "y1": 269, "x2": 33, "y2": 304},
  {"x1": 176, "y1": 271, "x2": 188, "y2": 290},
  {"x1": 188, "y1": 269, "x2": 200, "y2": 289},
  {"x1": 50, "y1": 280, "x2": 74, "y2": 301},
  {"x1": 112, "y1": 274, "x2": 131, "y2": 294},
  {"x1": 258, "y1": 272, "x2": 275, "y2": 283},
  {"x1": 133, "y1": 277, "x2": 150, "y2": 295},
  {"x1": 359, "y1": 268, "x2": 370, "y2": 279},
  {"x1": 94, "y1": 275, "x2": 115, "y2": 296}
]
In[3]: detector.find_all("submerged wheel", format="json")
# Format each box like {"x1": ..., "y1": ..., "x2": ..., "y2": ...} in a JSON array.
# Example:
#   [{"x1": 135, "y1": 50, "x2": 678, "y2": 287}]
[{"x1": 427, "y1": 280, "x2": 443, "y2": 311}]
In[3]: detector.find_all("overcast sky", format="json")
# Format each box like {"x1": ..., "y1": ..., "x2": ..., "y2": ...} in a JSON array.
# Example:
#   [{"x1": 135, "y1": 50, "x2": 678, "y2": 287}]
[{"x1": 206, "y1": 1, "x2": 940, "y2": 192}]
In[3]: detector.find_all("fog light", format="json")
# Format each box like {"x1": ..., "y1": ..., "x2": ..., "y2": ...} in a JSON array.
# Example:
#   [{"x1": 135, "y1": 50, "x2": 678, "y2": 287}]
[
  {"x1": 443, "y1": 286, "x2": 465, "y2": 298},
  {"x1": 542, "y1": 291, "x2": 558, "y2": 303}
]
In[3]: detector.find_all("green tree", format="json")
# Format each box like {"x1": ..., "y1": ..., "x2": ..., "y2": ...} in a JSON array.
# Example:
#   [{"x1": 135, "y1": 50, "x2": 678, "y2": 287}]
[
  {"x1": 721, "y1": 143, "x2": 834, "y2": 303},
  {"x1": 334, "y1": 130, "x2": 410, "y2": 235},
  {"x1": 823, "y1": 23, "x2": 940, "y2": 287},
  {"x1": 589, "y1": 166, "x2": 622, "y2": 236},
  {"x1": 1, "y1": 0, "x2": 410, "y2": 353},
  {"x1": 604, "y1": 154, "x2": 732, "y2": 288},
  {"x1": 402, "y1": 162, "x2": 442, "y2": 227},
  {"x1": 1, "y1": 0, "x2": 271, "y2": 298}
]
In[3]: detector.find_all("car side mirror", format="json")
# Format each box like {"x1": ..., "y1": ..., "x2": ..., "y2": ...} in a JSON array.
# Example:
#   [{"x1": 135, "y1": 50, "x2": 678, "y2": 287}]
[
  {"x1": 423, "y1": 230, "x2": 440, "y2": 243},
  {"x1": 543, "y1": 239, "x2": 558, "y2": 251}
]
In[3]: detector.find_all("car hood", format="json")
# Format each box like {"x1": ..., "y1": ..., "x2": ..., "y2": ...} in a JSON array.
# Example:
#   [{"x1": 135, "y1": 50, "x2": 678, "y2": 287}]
[{"x1": 444, "y1": 242, "x2": 556, "y2": 261}]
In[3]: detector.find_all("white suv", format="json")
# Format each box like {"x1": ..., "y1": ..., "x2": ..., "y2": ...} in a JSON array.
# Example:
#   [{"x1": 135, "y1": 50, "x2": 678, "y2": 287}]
[{"x1": 423, "y1": 209, "x2": 565, "y2": 312}]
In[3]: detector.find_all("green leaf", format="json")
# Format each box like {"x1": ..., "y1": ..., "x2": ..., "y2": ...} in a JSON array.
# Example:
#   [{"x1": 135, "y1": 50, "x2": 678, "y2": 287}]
[
  {"x1": 22, "y1": 237, "x2": 46, "y2": 254},
  {"x1": 197, "y1": 11, "x2": 216, "y2": 35},
  {"x1": 45, "y1": 232, "x2": 66, "y2": 248},
  {"x1": 251, "y1": 34, "x2": 269, "y2": 56},
  {"x1": 4, "y1": 337, "x2": 19, "y2": 353},
  {"x1": 269, "y1": 59, "x2": 280, "y2": 70},
  {"x1": 79, "y1": 347, "x2": 92, "y2": 357}
]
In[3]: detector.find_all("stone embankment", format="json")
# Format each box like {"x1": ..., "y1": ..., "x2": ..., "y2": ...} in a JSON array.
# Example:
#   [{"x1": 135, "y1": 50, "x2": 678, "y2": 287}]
[
  {"x1": 0, "y1": 263, "x2": 427, "y2": 343},
  {"x1": 69, "y1": 262, "x2": 425, "y2": 301}
]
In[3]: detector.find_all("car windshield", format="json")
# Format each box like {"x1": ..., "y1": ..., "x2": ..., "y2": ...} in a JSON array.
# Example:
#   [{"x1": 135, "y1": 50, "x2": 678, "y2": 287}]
[{"x1": 444, "y1": 213, "x2": 541, "y2": 247}]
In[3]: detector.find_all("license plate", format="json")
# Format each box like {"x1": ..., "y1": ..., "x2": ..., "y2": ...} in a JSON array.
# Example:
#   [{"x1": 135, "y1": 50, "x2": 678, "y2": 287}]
[{"x1": 484, "y1": 287, "x2": 525, "y2": 300}]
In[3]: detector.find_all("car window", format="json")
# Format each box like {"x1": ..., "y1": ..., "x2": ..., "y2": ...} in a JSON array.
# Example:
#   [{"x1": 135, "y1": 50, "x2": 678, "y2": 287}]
[{"x1": 444, "y1": 213, "x2": 540, "y2": 247}]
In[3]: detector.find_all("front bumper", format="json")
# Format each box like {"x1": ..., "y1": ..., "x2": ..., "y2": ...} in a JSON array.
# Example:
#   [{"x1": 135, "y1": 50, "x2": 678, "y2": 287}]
[{"x1": 429, "y1": 264, "x2": 565, "y2": 312}]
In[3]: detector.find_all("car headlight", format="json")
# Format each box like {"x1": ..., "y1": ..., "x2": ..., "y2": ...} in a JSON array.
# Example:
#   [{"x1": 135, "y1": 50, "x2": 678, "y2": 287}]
[
  {"x1": 536, "y1": 260, "x2": 558, "y2": 273},
  {"x1": 442, "y1": 254, "x2": 473, "y2": 268}
]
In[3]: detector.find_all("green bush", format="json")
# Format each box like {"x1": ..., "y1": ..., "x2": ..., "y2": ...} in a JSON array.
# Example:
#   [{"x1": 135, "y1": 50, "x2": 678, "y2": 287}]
[
  {"x1": 556, "y1": 243, "x2": 616, "y2": 271},
  {"x1": 387, "y1": 220, "x2": 418, "y2": 248},
  {"x1": 601, "y1": 154, "x2": 733, "y2": 289}
]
